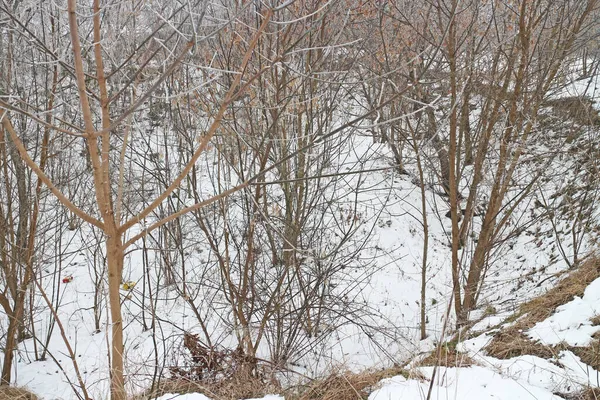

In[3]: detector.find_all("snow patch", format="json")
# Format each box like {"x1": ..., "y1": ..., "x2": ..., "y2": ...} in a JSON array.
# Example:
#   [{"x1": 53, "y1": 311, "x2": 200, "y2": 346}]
[
  {"x1": 369, "y1": 366, "x2": 564, "y2": 400},
  {"x1": 528, "y1": 277, "x2": 600, "y2": 346}
]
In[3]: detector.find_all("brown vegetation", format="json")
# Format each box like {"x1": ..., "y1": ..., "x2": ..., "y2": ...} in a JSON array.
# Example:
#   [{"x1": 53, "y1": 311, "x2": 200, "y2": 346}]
[
  {"x1": 291, "y1": 367, "x2": 418, "y2": 400},
  {"x1": 141, "y1": 376, "x2": 277, "y2": 400},
  {"x1": 560, "y1": 387, "x2": 600, "y2": 400},
  {"x1": 579, "y1": 388, "x2": 600, "y2": 400},
  {"x1": 418, "y1": 342, "x2": 475, "y2": 367},
  {"x1": 543, "y1": 96, "x2": 600, "y2": 126},
  {"x1": 486, "y1": 256, "x2": 600, "y2": 359},
  {"x1": 519, "y1": 257, "x2": 600, "y2": 326},
  {"x1": 485, "y1": 330, "x2": 557, "y2": 360},
  {"x1": 0, "y1": 386, "x2": 38, "y2": 400},
  {"x1": 571, "y1": 337, "x2": 600, "y2": 371},
  {"x1": 144, "y1": 333, "x2": 280, "y2": 400},
  {"x1": 142, "y1": 365, "x2": 418, "y2": 400}
]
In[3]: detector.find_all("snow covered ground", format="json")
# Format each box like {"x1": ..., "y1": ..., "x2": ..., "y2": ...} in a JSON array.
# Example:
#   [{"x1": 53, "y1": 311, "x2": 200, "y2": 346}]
[
  {"x1": 10, "y1": 130, "x2": 598, "y2": 400},
  {"x1": 5, "y1": 60, "x2": 600, "y2": 400}
]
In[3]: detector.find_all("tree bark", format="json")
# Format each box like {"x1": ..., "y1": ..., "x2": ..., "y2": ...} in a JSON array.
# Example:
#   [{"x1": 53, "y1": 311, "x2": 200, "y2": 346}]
[
  {"x1": 1, "y1": 310, "x2": 16, "y2": 385},
  {"x1": 106, "y1": 234, "x2": 125, "y2": 400}
]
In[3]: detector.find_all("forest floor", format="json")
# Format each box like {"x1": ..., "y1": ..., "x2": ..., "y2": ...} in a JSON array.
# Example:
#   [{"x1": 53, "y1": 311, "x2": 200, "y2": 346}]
[{"x1": 7, "y1": 64, "x2": 600, "y2": 400}]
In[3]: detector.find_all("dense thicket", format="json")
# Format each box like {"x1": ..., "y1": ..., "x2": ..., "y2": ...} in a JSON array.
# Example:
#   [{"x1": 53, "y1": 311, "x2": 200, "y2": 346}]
[{"x1": 0, "y1": 1, "x2": 599, "y2": 399}]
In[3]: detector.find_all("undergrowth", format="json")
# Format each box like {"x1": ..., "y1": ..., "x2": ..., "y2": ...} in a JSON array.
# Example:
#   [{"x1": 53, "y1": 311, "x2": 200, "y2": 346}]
[
  {"x1": 141, "y1": 333, "x2": 279, "y2": 400},
  {"x1": 0, "y1": 386, "x2": 38, "y2": 400},
  {"x1": 485, "y1": 256, "x2": 600, "y2": 359},
  {"x1": 286, "y1": 367, "x2": 421, "y2": 400}
]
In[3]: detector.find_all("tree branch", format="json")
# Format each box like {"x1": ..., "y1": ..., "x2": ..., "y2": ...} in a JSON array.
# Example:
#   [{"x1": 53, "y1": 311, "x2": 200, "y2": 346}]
[
  {"x1": 0, "y1": 114, "x2": 104, "y2": 229},
  {"x1": 119, "y1": 8, "x2": 274, "y2": 233}
]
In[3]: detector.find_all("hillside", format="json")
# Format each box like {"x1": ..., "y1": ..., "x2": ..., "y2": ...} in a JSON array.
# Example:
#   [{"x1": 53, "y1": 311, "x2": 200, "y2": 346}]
[{"x1": 1, "y1": 1, "x2": 600, "y2": 399}]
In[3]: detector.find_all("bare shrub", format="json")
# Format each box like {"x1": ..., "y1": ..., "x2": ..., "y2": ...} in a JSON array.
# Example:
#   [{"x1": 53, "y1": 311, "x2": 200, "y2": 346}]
[{"x1": 163, "y1": 333, "x2": 280, "y2": 400}]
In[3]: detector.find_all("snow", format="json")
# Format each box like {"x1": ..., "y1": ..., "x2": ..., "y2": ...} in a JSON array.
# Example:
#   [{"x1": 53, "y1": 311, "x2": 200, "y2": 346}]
[
  {"x1": 454, "y1": 274, "x2": 600, "y2": 397},
  {"x1": 9, "y1": 127, "x2": 599, "y2": 399},
  {"x1": 4, "y1": 32, "x2": 600, "y2": 400},
  {"x1": 528, "y1": 277, "x2": 600, "y2": 346},
  {"x1": 369, "y1": 366, "x2": 564, "y2": 400},
  {"x1": 470, "y1": 312, "x2": 511, "y2": 332}
]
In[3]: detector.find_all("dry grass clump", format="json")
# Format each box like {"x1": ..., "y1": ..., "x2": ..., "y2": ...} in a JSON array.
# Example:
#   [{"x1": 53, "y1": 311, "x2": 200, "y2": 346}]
[
  {"x1": 580, "y1": 388, "x2": 600, "y2": 400},
  {"x1": 145, "y1": 366, "x2": 418, "y2": 400},
  {"x1": 291, "y1": 366, "x2": 417, "y2": 400},
  {"x1": 543, "y1": 96, "x2": 600, "y2": 126},
  {"x1": 485, "y1": 329, "x2": 556, "y2": 359},
  {"x1": 419, "y1": 343, "x2": 475, "y2": 367},
  {"x1": 141, "y1": 374, "x2": 279, "y2": 400},
  {"x1": 0, "y1": 386, "x2": 38, "y2": 400},
  {"x1": 138, "y1": 332, "x2": 280, "y2": 400},
  {"x1": 518, "y1": 257, "x2": 600, "y2": 328},
  {"x1": 137, "y1": 379, "x2": 210, "y2": 400},
  {"x1": 571, "y1": 338, "x2": 600, "y2": 371},
  {"x1": 485, "y1": 257, "x2": 600, "y2": 359},
  {"x1": 561, "y1": 387, "x2": 600, "y2": 400}
]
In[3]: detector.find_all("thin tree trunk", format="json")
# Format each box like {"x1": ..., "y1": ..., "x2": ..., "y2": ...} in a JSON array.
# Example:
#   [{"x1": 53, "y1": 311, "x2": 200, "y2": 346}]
[
  {"x1": 106, "y1": 234, "x2": 125, "y2": 400},
  {"x1": 1, "y1": 310, "x2": 16, "y2": 384},
  {"x1": 1, "y1": 283, "x2": 28, "y2": 384},
  {"x1": 445, "y1": 0, "x2": 464, "y2": 324},
  {"x1": 416, "y1": 147, "x2": 429, "y2": 340}
]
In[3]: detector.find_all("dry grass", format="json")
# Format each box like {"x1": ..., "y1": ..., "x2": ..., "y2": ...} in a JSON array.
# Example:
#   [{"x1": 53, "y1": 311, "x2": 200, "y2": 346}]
[
  {"x1": 485, "y1": 329, "x2": 557, "y2": 360},
  {"x1": 560, "y1": 387, "x2": 600, "y2": 400},
  {"x1": 571, "y1": 338, "x2": 600, "y2": 371},
  {"x1": 0, "y1": 386, "x2": 38, "y2": 400},
  {"x1": 138, "y1": 373, "x2": 280, "y2": 400},
  {"x1": 419, "y1": 343, "x2": 475, "y2": 367},
  {"x1": 134, "y1": 378, "x2": 281, "y2": 400},
  {"x1": 137, "y1": 332, "x2": 281, "y2": 400},
  {"x1": 485, "y1": 257, "x2": 600, "y2": 359},
  {"x1": 141, "y1": 366, "x2": 418, "y2": 400},
  {"x1": 579, "y1": 388, "x2": 600, "y2": 400},
  {"x1": 289, "y1": 367, "x2": 418, "y2": 400},
  {"x1": 518, "y1": 257, "x2": 600, "y2": 327},
  {"x1": 543, "y1": 96, "x2": 600, "y2": 126}
]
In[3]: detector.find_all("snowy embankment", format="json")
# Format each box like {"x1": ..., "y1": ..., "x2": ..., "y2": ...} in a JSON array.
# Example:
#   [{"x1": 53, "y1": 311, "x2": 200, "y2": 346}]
[
  {"x1": 8, "y1": 73, "x2": 600, "y2": 400},
  {"x1": 10, "y1": 126, "x2": 598, "y2": 399},
  {"x1": 143, "y1": 77, "x2": 600, "y2": 399}
]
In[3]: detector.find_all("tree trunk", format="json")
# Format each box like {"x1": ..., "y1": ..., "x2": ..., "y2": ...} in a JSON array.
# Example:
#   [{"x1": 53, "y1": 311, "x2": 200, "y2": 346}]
[
  {"x1": 1, "y1": 291, "x2": 26, "y2": 385},
  {"x1": 416, "y1": 149, "x2": 429, "y2": 340},
  {"x1": 106, "y1": 234, "x2": 126, "y2": 400},
  {"x1": 460, "y1": 86, "x2": 473, "y2": 165},
  {"x1": 460, "y1": 202, "x2": 497, "y2": 320},
  {"x1": 1, "y1": 310, "x2": 16, "y2": 385}
]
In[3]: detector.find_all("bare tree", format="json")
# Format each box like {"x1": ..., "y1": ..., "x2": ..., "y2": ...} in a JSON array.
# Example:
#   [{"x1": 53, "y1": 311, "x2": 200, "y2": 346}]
[{"x1": 1, "y1": 1, "x2": 273, "y2": 398}]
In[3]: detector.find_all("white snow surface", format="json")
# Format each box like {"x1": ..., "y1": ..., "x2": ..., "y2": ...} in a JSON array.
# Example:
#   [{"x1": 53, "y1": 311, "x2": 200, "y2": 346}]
[
  {"x1": 370, "y1": 366, "x2": 564, "y2": 400},
  {"x1": 528, "y1": 276, "x2": 600, "y2": 346}
]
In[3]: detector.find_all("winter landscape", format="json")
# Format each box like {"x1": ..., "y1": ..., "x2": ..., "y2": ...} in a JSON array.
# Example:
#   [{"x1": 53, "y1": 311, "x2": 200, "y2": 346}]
[{"x1": 1, "y1": 0, "x2": 600, "y2": 399}]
